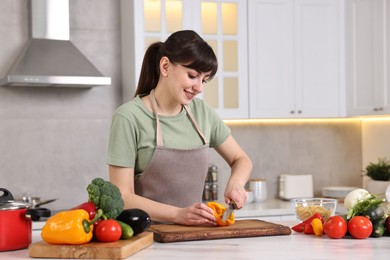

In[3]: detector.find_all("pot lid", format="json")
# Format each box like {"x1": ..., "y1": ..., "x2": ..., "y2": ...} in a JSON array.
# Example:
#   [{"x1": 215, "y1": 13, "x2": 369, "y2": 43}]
[{"x1": 0, "y1": 188, "x2": 29, "y2": 210}]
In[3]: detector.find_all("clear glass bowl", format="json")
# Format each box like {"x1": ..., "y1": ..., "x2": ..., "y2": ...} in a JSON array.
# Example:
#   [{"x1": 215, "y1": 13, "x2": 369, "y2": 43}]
[{"x1": 291, "y1": 198, "x2": 337, "y2": 221}]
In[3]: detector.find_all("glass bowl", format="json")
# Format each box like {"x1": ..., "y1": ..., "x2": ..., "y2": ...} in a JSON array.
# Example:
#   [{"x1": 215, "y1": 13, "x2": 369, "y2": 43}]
[{"x1": 291, "y1": 198, "x2": 337, "y2": 221}]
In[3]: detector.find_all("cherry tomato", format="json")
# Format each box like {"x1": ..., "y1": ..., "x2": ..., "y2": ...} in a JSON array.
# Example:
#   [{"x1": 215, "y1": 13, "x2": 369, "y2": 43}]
[
  {"x1": 348, "y1": 216, "x2": 373, "y2": 239},
  {"x1": 94, "y1": 219, "x2": 122, "y2": 242},
  {"x1": 323, "y1": 216, "x2": 347, "y2": 239}
]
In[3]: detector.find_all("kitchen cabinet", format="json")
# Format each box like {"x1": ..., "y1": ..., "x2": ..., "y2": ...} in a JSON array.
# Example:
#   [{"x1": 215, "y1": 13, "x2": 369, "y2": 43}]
[
  {"x1": 248, "y1": 0, "x2": 344, "y2": 118},
  {"x1": 121, "y1": 0, "x2": 249, "y2": 119},
  {"x1": 346, "y1": 0, "x2": 390, "y2": 116}
]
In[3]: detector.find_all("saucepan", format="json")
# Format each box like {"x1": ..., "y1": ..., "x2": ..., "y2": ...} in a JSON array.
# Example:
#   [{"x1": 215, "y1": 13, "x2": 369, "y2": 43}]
[{"x1": 0, "y1": 188, "x2": 51, "y2": 252}]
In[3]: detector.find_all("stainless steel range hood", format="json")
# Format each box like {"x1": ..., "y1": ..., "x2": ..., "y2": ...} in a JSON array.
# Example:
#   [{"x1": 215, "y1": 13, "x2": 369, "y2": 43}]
[{"x1": 0, "y1": 0, "x2": 111, "y2": 87}]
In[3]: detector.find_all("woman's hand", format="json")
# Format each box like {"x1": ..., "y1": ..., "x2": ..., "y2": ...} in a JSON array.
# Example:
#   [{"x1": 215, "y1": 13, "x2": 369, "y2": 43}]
[
  {"x1": 175, "y1": 203, "x2": 217, "y2": 226},
  {"x1": 224, "y1": 185, "x2": 247, "y2": 209}
]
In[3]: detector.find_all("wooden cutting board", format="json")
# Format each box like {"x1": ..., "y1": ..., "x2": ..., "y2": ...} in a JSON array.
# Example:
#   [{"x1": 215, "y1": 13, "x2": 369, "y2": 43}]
[
  {"x1": 28, "y1": 232, "x2": 153, "y2": 259},
  {"x1": 150, "y1": 219, "x2": 291, "y2": 243}
]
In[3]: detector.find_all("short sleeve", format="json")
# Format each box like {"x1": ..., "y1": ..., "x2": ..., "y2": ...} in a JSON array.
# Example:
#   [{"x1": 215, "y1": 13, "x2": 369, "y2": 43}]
[{"x1": 107, "y1": 113, "x2": 138, "y2": 168}]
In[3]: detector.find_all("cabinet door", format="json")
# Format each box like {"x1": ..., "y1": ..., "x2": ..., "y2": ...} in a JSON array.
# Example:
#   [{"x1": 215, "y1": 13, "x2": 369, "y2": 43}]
[
  {"x1": 294, "y1": 0, "x2": 341, "y2": 117},
  {"x1": 249, "y1": 0, "x2": 342, "y2": 118},
  {"x1": 249, "y1": 0, "x2": 295, "y2": 118},
  {"x1": 195, "y1": 0, "x2": 249, "y2": 119},
  {"x1": 347, "y1": 0, "x2": 389, "y2": 116}
]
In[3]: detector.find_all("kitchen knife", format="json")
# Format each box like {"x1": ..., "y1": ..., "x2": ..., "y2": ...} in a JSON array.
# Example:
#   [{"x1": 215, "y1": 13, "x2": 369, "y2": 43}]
[{"x1": 222, "y1": 200, "x2": 236, "y2": 222}]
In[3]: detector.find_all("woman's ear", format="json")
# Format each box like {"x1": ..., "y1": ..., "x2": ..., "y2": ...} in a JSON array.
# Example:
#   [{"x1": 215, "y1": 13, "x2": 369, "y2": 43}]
[{"x1": 160, "y1": 56, "x2": 170, "y2": 77}]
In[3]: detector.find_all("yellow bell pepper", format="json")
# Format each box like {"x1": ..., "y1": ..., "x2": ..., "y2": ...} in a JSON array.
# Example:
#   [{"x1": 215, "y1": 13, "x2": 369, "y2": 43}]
[
  {"x1": 41, "y1": 209, "x2": 94, "y2": 245},
  {"x1": 207, "y1": 201, "x2": 235, "y2": 226},
  {"x1": 311, "y1": 218, "x2": 323, "y2": 236}
]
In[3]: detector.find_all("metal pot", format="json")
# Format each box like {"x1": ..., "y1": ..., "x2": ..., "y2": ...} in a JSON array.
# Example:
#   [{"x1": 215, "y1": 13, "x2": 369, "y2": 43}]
[{"x1": 0, "y1": 188, "x2": 50, "y2": 252}]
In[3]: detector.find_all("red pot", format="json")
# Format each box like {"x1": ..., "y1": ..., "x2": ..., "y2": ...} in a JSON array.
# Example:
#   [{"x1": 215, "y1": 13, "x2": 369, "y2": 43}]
[{"x1": 0, "y1": 188, "x2": 50, "y2": 252}]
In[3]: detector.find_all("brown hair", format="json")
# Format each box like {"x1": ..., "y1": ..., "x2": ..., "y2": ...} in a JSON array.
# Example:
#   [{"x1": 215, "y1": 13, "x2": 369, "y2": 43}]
[{"x1": 134, "y1": 30, "x2": 218, "y2": 97}]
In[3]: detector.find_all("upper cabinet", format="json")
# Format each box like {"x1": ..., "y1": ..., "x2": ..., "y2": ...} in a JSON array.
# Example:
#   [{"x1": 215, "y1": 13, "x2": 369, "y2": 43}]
[
  {"x1": 248, "y1": 0, "x2": 344, "y2": 118},
  {"x1": 121, "y1": 0, "x2": 248, "y2": 119},
  {"x1": 346, "y1": 0, "x2": 390, "y2": 116},
  {"x1": 122, "y1": 0, "x2": 390, "y2": 119}
]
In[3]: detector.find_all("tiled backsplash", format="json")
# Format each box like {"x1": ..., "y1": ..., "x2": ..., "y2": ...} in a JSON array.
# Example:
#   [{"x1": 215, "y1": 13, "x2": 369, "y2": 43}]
[{"x1": 211, "y1": 120, "x2": 363, "y2": 202}]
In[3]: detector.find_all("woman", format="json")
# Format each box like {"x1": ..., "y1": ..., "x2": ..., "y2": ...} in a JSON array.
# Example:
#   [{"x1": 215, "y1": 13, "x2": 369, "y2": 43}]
[{"x1": 108, "y1": 30, "x2": 252, "y2": 226}]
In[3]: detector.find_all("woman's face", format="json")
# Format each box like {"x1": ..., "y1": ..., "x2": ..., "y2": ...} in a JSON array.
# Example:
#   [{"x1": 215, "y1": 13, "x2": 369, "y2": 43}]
[{"x1": 166, "y1": 62, "x2": 211, "y2": 105}]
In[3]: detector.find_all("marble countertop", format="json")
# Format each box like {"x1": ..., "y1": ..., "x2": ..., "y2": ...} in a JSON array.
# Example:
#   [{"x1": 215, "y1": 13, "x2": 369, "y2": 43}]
[
  {"x1": 236, "y1": 199, "x2": 294, "y2": 218},
  {"x1": 3, "y1": 220, "x2": 390, "y2": 260}
]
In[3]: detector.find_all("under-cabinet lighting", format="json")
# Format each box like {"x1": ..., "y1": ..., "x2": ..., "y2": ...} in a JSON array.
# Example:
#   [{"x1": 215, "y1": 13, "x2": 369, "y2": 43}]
[
  {"x1": 359, "y1": 117, "x2": 390, "y2": 122},
  {"x1": 223, "y1": 117, "x2": 390, "y2": 125}
]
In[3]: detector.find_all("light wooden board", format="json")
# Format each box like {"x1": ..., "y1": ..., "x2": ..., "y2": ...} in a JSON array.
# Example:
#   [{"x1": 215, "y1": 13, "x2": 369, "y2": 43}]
[
  {"x1": 150, "y1": 219, "x2": 291, "y2": 243},
  {"x1": 28, "y1": 232, "x2": 153, "y2": 259}
]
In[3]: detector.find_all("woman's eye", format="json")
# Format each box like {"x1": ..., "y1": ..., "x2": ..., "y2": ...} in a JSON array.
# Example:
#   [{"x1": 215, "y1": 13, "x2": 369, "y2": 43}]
[{"x1": 188, "y1": 74, "x2": 197, "y2": 79}]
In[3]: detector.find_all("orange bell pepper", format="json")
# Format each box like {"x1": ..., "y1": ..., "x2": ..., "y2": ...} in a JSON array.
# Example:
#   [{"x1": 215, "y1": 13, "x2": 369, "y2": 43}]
[{"x1": 207, "y1": 201, "x2": 235, "y2": 226}]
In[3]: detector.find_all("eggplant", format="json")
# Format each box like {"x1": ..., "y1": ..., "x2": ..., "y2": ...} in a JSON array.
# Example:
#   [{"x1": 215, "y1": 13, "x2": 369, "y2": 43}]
[{"x1": 116, "y1": 208, "x2": 151, "y2": 235}]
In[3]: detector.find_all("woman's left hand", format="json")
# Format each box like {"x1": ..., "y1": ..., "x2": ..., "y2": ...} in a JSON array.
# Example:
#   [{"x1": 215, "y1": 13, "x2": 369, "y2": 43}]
[{"x1": 224, "y1": 185, "x2": 247, "y2": 209}]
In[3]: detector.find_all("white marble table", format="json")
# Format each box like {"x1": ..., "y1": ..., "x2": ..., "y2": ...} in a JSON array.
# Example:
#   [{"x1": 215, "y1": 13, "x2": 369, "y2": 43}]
[{"x1": 2, "y1": 220, "x2": 390, "y2": 260}]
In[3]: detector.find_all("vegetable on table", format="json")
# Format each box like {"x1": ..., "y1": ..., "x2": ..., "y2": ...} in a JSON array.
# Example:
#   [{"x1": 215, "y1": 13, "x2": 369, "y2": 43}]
[
  {"x1": 87, "y1": 177, "x2": 125, "y2": 220},
  {"x1": 311, "y1": 218, "x2": 323, "y2": 236},
  {"x1": 207, "y1": 201, "x2": 235, "y2": 226},
  {"x1": 361, "y1": 204, "x2": 385, "y2": 224},
  {"x1": 371, "y1": 218, "x2": 386, "y2": 238},
  {"x1": 116, "y1": 220, "x2": 134, "y2": 239},
  {"x1": 291, "y1": 213, "x2": 323, "y2": 233},
  {"x1": 41, "y1": 209, "x2": 101, "y2": 245},
  {"x1": 344, "y1": 188, "x2": 384, "y2": 219},
  {"x1": 94, "y1": 219, "x2": 122, "y2": 242},
  {"x1": 303, "y1": 223, "x2": 314, "y2": 234},
  {"x1": 116, "y1": 208, "x2": 151, "y2": 236},
  {"x1": 323, "y1": 216, "x2": 347, "y2": 239},
  {"x1": 71, "y1": 202, "x2": 97, "y2": 220},
  {"x1": 386, "y1": 216, "x2": 390, "y2": 235},
  {"x1": 348, "y1": 216, "x2": 373, "y2": 239}
]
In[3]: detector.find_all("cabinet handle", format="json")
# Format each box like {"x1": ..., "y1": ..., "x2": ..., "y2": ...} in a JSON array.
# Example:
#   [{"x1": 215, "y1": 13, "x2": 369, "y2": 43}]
[
  {"x1": 290, "y1": 110, "x2": 295, "y2": 114},
  {"x1": 297, "y1": 110, "x2": 302, "y2": 114},
  {"x1": 373, "y1": 107, "x2": 383, "y2": 111}
]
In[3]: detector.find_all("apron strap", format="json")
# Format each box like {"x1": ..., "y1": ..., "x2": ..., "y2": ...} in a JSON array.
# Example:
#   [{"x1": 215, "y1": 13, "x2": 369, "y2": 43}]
[
  {"x1": 183, "y1": 105, "x2": 208, "y2": 145},
  {"x1": 149, "y1": 89, "x2": 209, "y2": 147},
  {"x1": 149, "y1": 89, "x2": 164, "y2": 147}
]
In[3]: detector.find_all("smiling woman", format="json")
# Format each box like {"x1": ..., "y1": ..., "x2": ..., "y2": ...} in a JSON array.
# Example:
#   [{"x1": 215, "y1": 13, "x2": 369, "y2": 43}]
[{"x1": 107, "y1": 30, "x2": 252, "y2": 226}]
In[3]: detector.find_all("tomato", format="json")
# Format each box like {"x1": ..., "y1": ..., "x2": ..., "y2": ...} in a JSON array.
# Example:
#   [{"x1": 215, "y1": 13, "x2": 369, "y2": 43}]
[
  {"x1": 94, "y1": 219, "x2": 122, "y2": 242},
  {"x1": 348, "y1": 216, "x2": 373, "y2": 239},
  {"x1": 323, "y1": 216, "x2": 347, "y2": 239}
]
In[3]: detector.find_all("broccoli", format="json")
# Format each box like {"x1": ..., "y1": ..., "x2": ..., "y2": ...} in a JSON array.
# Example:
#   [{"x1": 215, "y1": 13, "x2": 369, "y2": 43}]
[{"x1": 86, "y1": 177, "x2": 124, "y2": 219}]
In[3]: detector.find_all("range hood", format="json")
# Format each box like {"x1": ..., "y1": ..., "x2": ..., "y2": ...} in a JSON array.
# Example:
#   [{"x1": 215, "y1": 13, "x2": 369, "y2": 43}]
[{"x1": 0, "y1": 0, "x2": 111, "y2": 87}]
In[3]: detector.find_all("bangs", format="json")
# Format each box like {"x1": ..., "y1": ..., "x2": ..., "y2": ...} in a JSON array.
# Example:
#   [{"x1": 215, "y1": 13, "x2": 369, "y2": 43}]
[{"x1": 175, "y1": 42, "x2": 218, "y2": 79}]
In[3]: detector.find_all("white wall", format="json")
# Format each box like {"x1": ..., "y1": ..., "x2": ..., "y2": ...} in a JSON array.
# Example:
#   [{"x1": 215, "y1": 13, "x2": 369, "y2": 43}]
[{"x1": 362, "y1": 119, "x2": 390, "y2": 187}]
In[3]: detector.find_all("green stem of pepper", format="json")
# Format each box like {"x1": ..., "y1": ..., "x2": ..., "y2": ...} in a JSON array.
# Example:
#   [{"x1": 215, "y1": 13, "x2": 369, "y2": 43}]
[{"x1": 82, "y1": 209, "x2": 104, "y2": 233}]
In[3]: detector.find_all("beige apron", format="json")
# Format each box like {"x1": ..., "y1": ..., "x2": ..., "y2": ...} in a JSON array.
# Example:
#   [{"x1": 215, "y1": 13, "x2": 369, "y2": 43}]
[{"x1": 134, "y1": 89, "x2": 210, "y2": 207}]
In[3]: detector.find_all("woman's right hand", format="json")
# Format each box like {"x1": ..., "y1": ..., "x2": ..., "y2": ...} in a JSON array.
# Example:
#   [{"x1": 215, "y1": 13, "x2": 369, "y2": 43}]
[{"x1": 175, "y1": 202, "x2": 217, "y2": 226}]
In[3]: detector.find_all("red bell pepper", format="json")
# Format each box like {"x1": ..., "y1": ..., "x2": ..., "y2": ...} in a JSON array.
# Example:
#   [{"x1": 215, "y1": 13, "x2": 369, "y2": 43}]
[
  {"x1": 303, "y1": 223, "x2": 314, "y2": 234},
  {"x1": 291, "y1": 213, "x2": 323, "y2": 232},
  {"x1": 71, "y1": 202, "x2": 97, "y2": 221}
]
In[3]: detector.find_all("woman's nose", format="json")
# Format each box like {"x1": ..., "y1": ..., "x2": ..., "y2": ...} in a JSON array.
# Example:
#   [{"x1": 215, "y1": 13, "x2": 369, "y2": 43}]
[{"x1": 193, "y1": 79, "x2": 204, "y2": 93}]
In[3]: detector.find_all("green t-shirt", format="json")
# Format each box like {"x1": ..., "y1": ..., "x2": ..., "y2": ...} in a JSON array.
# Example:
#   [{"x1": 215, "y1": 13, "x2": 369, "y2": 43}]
[{"x1": 107, "y1": 95, "x2": 231, "y2": 174}]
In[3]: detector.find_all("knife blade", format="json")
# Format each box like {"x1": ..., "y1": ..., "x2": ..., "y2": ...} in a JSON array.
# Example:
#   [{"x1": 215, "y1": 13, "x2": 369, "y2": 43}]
[{"x1": 222, "y1": 200, "x2": 236, "y2": 222}]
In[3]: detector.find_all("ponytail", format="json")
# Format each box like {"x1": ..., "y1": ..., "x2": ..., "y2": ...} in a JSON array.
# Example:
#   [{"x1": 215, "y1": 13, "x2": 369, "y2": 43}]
[{"x1": 134, "y1": 42, "x2": 163, "y2": 97}]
